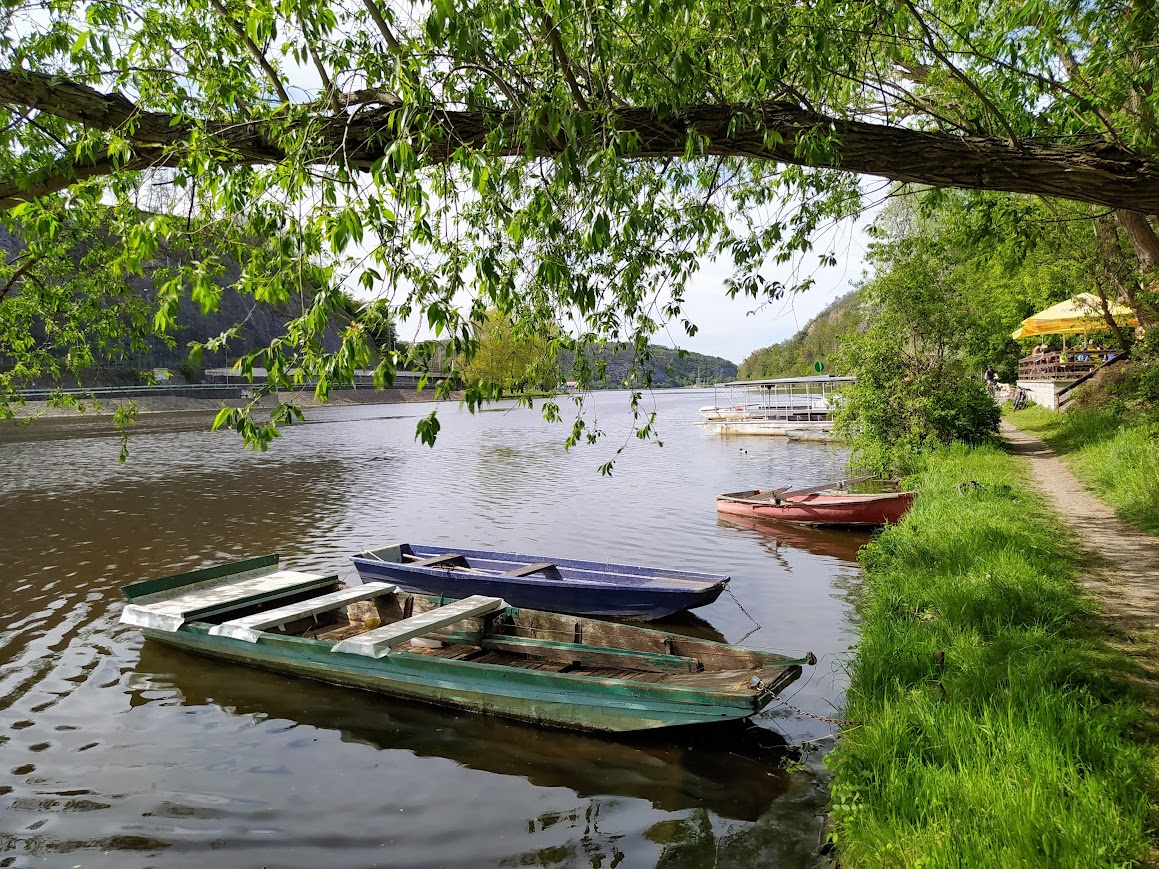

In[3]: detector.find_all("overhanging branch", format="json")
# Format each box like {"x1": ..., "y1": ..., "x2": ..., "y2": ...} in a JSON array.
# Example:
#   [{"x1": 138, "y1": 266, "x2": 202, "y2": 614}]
[{"x1": 2, "y1": 69, "x2": 1159, "y2": 212}]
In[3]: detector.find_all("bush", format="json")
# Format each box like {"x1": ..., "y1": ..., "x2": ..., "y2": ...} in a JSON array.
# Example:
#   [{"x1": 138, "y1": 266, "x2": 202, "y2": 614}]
[{"x1": 835, "y1": 329, "x2": 1000, "y2": 474}]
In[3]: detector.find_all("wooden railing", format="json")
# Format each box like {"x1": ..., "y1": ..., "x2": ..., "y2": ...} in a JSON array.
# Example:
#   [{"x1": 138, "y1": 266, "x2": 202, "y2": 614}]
[{"x1": 1017, "y1": 349, "x2": 1126, "y2": 381}]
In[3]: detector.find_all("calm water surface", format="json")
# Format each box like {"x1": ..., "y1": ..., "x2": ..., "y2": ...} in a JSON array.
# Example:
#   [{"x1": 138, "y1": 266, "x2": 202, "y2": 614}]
[{"x1": 0, "y1": 389, "x2": 868, "y2": 868}]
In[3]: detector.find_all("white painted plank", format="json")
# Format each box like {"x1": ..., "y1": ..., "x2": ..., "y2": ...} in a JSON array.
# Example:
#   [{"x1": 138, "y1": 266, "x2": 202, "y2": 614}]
[
  {"x1": 208, "y1": 582, "x2": 399, "y2": 643},
  {"x1": 120, "y1": 570, "x2": 330, "y2": 633},
  {"x1": 331, "y1": 595, "x2": 506, "y2": 659}
]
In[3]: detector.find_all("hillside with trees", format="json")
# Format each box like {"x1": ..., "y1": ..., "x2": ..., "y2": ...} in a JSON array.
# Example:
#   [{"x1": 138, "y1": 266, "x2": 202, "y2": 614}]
[
  {"x1": 564, "y1": 345, "x2": 737, "y2": 388},
  {"x1": 4, "y1": 0, "x2": 1159, "y2": 450},
  {"x1": 737, "y1": 294, "x2": 864, "y2": 379}
]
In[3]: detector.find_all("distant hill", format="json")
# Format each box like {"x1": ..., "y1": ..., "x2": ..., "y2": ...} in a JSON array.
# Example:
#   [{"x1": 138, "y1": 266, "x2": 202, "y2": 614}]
[
  {"x1": 564, "y1": 344, "x2": 737, "y2": 388},
  {"x1": 738, "y1": 293, "x2": 865, "y2": 379},
  {"x1": 0, "y1": 223, "x2": 344, "y2": 378}
]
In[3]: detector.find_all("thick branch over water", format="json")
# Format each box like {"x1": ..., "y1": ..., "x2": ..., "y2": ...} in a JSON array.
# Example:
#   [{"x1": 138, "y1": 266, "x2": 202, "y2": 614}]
[{"x1": 3, "y1": 69, "x2": 1159, "y2": 211}]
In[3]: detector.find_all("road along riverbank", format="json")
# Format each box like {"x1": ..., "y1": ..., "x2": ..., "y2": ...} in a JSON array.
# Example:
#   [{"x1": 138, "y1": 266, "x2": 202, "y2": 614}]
[{"x1": 827, "y1": 442, "x2": 1155, "y2": 867}]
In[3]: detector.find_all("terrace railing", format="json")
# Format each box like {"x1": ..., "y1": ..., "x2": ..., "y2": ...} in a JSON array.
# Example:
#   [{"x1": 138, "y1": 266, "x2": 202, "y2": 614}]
[{"x1": 1017, "y1": 349, "x2": 1126, "y2": 381}]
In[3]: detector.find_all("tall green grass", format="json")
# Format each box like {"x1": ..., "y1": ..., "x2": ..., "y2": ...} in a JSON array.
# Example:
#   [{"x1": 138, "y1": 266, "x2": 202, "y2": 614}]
[
  {"x1": 828, "y1": 444, "x2": 1155, "y2": 867},
  {"x1": 1010, "y1": 406, "x2": 1159, "y2": 535}
]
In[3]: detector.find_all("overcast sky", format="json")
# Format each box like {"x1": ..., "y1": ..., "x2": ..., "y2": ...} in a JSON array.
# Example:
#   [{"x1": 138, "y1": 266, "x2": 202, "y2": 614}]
[{"x1": 661, "y1": 216, "x2": 873, "y2": 364}]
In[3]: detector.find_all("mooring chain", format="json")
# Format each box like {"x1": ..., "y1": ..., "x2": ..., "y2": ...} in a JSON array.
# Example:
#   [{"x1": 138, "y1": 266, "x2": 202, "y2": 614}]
[
  {"x1": 767, "y1": 696, "x2": 862, "y2": 728},
  {"x1": 726, "y1": 584, "x2": 763, "y2": 643},
  {"x1": 724, "y1": 587, "x2": 858, "y2": 727}
]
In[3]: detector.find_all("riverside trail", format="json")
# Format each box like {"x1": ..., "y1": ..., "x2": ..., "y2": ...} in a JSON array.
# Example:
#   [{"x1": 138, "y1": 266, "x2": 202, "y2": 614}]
[{"x1": 1002, "y1": 420, "x2": 1159, "y2": 707}]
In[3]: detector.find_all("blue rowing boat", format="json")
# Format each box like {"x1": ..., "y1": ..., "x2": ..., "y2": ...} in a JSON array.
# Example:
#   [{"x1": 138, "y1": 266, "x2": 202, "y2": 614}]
[{"x1": 350, "y1": 544, "x2": 730, "y2": 620}]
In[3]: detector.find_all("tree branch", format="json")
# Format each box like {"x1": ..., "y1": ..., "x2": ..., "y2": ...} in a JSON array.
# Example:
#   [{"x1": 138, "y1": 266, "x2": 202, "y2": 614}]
[
  {"x1": 901, "y1": 0, "x2": 1019, "y2": 145},
  {"x1": 0, "y1": 251, "x2": 40, "y2": 299},
  {"x1": 206, "y1": 0, "x2": 292, "y2": 104},
  {"x1": 530, "y1": 0, "x2": 590, "y2": 111},
  {"x1": 3, "y1": 69, "x2": 1159, "y2": 212},
  {"x1": 359, "y1": 0, "x2": 401, "y2": 52}
]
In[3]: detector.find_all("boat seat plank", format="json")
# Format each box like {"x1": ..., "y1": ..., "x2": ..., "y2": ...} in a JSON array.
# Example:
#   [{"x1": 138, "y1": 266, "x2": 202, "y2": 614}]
[
  {"x1": 120, "y1": 570, "x2": 334, "y2": 633},
  {"x1": 504, "y1": 562, "x2": 559, "y2": 578},
  {"x1": 208, "y1": 582, "x2": 399, "y2": 643},
  {"x1": 331, "y1": 595, "x2": 506, "y2": 659},
  {"x1": 473, "y1": 635, "x2": 701, "y2": 673},
  {"x1": 410, "y1": 553, "x2": 468, "y2": 569}
]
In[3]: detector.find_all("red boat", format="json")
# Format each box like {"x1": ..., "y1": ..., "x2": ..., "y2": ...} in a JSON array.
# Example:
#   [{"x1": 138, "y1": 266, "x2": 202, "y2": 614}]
[{"x1": 716, "y1": 477, "x2": 915, "y2": 527}]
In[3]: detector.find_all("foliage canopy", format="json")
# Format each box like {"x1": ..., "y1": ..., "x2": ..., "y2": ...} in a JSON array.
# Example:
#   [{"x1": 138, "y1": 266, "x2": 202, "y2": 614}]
[{"x1": 1, "y1": 0, "x2": 1158, "y2": 451}]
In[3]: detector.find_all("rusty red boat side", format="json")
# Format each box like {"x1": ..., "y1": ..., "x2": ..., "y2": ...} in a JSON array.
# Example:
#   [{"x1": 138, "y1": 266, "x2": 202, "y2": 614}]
[{"x1": 716, "y1": 490, "x2": 916, "y2": 527}]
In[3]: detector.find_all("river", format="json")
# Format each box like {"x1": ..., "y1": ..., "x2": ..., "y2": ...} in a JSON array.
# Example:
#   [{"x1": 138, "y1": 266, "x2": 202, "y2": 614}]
[{"x1": 0, "y1": 389, "x2": 867, "y2": 868}]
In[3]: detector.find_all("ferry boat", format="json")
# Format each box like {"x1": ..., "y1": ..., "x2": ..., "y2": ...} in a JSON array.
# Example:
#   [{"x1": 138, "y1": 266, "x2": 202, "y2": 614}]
[{"x1": 697, "y1": 376, "x2": 854, "y2": 436}]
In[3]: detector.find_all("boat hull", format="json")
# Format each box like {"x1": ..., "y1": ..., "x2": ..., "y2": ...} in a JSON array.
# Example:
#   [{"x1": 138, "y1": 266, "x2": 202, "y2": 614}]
[
  {"x1": 698, "y1": 420, "x2": 833, "y2": 436},
  {"x1": 717, "y1": 490, "x2": 915, "y2": 527},
  {"x1": 351, "y1": 546, "x2": 728, "y2": 620},
  {"x1": 141, "y1": 625, "x2": 800, "y2": 733}
]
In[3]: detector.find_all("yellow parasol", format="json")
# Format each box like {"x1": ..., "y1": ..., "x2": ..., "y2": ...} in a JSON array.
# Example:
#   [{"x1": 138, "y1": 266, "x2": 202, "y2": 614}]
[{"x1": 1011, "y1": 293, "x2": 1139, "y2": 339}]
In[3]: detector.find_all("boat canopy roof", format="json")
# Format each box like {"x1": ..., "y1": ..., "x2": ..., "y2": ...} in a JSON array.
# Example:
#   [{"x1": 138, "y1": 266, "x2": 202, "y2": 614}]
[{"x1": 723, "y1": 376, "x2": 856, "y2": 387}]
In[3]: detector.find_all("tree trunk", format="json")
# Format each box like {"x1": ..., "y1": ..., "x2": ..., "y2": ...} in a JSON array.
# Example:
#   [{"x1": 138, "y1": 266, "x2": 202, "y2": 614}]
[
  {"x1": 1115, "y1": 209, "x2": 1159, "y2": 271},
  {"x1": 1091, "y1": 281, "x2": 1132, "y2": 349},
  {"x1": 5, "y1": 69, "x2": 1159, "y2": 212},
  {"x1": 1095, "y1": 215, "x2": 1159, "y2": 330}
]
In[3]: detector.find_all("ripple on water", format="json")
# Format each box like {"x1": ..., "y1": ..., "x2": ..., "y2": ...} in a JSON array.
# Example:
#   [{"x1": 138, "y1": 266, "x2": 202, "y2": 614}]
[{"x1": 0, "y1": 392, "x2": 860, "y2": 867}]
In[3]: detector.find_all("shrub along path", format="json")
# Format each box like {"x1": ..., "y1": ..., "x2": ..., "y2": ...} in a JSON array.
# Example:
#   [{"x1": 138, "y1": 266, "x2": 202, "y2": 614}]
[{"x1": 1001, "y1": 420, "x2": 1159, "y2": 703}]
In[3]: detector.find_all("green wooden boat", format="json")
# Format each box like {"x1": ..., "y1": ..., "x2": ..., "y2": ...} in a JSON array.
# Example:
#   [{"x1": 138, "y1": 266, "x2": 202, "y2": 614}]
[{"x1": 120, "y1": 554, "x2": 813, "y2": 733}]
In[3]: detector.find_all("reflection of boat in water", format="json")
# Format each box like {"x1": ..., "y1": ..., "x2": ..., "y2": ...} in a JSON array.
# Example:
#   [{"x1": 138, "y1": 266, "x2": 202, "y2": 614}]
[
  {"x1": 718, "y1": 513, "x2": 872, "y2": 563},
  {"x1": 131, "y1": 642, "x2": 799, "y2": 822}
]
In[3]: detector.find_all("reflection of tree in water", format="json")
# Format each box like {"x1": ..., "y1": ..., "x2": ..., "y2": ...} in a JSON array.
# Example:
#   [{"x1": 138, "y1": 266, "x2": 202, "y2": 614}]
[
  {"x1": 502, "y1": 801, "x2": 628, "y2": 868},
  {"x1": 0, "y1": 454, "x2": 358, "y2": 587},
  {"x1": 500, "y1": 796, "x2": 832, "y2": 869},
  {"x1": 649, "y1": 810, "x2": 716, "y2": 868},
  {"x1": 472, "y1": 429, "x2": 565, "y2": 502}
]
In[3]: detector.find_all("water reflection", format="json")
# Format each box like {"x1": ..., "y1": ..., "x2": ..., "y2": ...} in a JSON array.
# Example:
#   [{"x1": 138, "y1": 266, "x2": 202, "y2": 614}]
[
  {"x1": 0, "y1": 391, "x2": 855, "y2": 867},
  {"x1": 132, "y1": 643, "x2": 797, "y2": 823},
  {"x1": 716, "y1": 513, "x2": 872, "y2": 564}
]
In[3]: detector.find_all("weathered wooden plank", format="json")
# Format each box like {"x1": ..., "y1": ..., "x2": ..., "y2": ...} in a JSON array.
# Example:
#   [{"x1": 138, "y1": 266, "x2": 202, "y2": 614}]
[
  {"x1": 503, "y1": 562, "x2": 559, "y2": 578},
  {"x1": 410, "y1": 552, "x2": 468, "y2": 568},
  {"x1": 360, "y1": 544, "x2": 403, "y2": 562},
  {"x1": 208, "y1": 582, "x2": 398, "y2": 643},
  {"x1": 122, "y1": 554, "x2": 280, "y2": 601},
  {"x1": 774, "y1": 475, "x2": 877, "y2": 501},
  {"x1": 473, "y1": 635, "x2": 700, "y2": 673},
  {"x1": 314, "y1": 623, "x2": 367, "y2": 642},
  {"x1": 331, "y1": 595, "x2": 505, "y2": 658},
  {"x1": 120, "y1": 570, "x2": 334, "y2": 633}
]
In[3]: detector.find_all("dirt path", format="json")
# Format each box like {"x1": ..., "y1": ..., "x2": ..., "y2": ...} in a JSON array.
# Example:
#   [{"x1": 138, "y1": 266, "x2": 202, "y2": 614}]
[{"x1": 1001, "y1": 421, "x2": 1159, "y2": 700}]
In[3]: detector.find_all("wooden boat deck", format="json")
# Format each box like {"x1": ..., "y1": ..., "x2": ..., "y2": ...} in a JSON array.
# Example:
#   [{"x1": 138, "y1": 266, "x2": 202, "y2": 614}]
[{"x1": 401, "y1": 642, "x2": 702, "y2": 681}]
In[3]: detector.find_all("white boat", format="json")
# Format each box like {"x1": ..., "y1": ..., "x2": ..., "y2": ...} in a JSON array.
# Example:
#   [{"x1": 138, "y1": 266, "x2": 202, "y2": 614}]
[{"x1": 697, "y1": 376, "x2": 853, "y2": 436}]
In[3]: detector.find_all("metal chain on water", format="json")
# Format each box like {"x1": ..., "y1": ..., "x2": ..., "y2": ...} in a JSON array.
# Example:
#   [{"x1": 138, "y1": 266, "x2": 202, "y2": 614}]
[
  {"x1": 725, "y1": 586, "x2": 857, "y2": 728},
  {"x1": 766, "y1": 695, "x2": 862, "y2": 727},
  {"x1": 726, "y1": 585, "x2": 763, "y2": 643}
]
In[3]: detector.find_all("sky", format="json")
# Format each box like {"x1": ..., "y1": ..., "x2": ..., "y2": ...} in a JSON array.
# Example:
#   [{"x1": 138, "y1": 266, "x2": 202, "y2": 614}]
[
  {"x1": 385, "y1": 205, "x2": 879, "y2": 368},
  {"x1": 660, "y1": 216, "x2": 873, "y2": 364}
]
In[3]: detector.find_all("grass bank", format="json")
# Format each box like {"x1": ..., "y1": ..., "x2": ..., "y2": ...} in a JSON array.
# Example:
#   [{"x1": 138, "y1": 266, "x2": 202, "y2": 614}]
[
  {"x1": 1008, "y1": 405, "x2": 1159, "y2": 535},
  {"x1": 828, "y1": 443, "x2": 1155, "y2": 867}
]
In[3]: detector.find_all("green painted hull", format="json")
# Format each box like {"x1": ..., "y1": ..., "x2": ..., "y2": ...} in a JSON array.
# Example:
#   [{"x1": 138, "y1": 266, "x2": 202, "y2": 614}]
[{"x1": 143, "y1": 625, "x2": 801, "y2": 732}]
